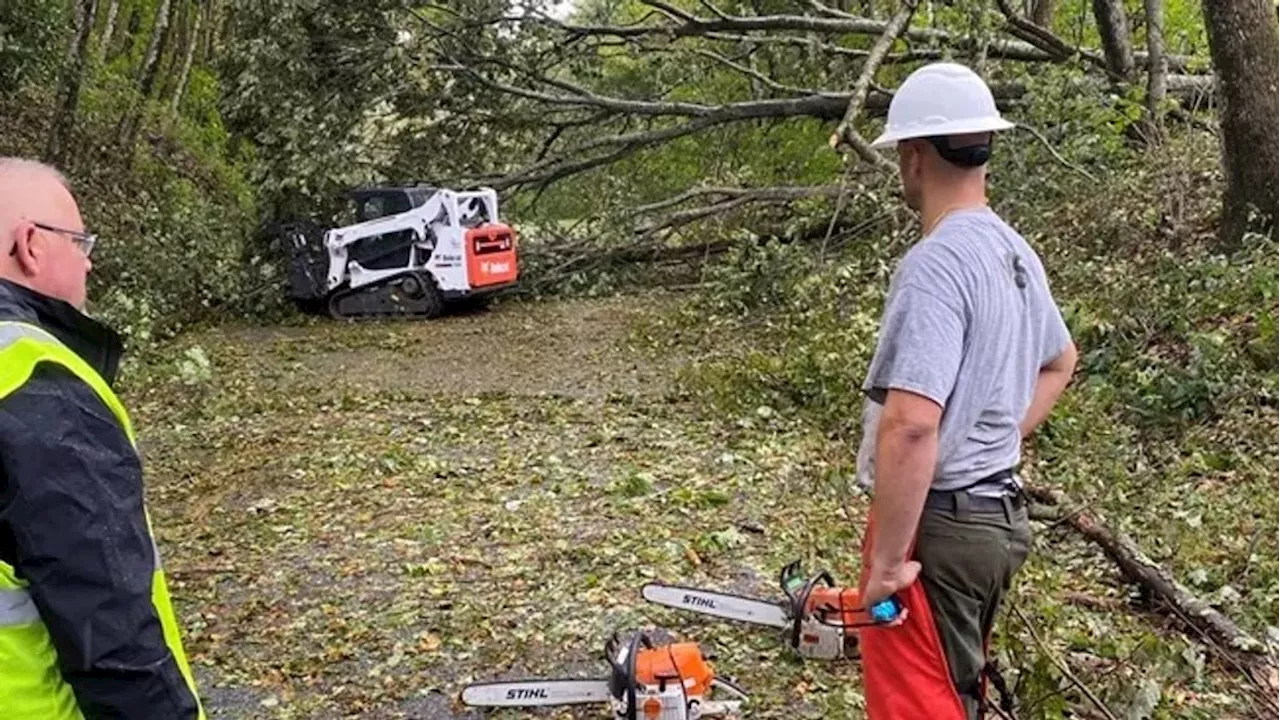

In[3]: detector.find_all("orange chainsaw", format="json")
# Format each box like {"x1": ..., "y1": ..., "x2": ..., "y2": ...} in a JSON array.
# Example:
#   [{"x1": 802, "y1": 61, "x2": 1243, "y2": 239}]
[
  {"x1": 460, "y1": 630, "x2": 748, "y2": 719},
  {"x1": 641, "y1": 560, "x2": 903, "y2": 661}
]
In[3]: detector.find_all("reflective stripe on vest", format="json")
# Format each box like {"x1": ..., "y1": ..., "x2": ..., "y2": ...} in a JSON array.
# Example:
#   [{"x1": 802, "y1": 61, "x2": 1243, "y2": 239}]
[
  {"x1": 0, "y1": 586, "x2": 39, "y2": 626},
  {"x1": 0, "y1": 320, "x2": 204, "y2": 720}
]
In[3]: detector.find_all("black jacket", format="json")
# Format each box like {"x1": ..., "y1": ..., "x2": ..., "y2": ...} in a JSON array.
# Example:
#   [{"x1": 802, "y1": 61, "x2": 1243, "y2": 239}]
[{"x1": 0, "y1": 279, "x2": 200, "y2": 719}]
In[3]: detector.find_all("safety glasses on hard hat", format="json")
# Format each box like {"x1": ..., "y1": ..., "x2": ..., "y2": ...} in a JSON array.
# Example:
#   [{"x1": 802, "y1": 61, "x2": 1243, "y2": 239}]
[{"x1": 32, "y1": 221, "x2": 97, "y2": 258}]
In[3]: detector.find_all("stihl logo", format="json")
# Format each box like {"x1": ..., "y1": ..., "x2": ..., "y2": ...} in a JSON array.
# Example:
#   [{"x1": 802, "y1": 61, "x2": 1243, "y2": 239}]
[
  {"x1": 682, "y1": 594, "x2": 716, "y2": 609},
  {"x1": 506, "y1": 688, "x2": 549, "y2": 700},
  {"x1": 481, "y1": 261, "x2": 511, "y2": 275}
]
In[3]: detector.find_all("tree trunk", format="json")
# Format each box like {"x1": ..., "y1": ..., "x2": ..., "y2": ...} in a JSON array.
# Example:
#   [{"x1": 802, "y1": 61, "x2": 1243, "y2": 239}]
[
  {"x1": 137, "y1": 0, "x2": 175, "y2": 99},
  {"x1": 1143, "y1": 0, "x2": 1167, "y2": 142},
  {"x1": 1202, "y1": 0, "x2": 1279, "y2": 246},
  {"x1": 95, "y1": 0, "x2": 122, "y2": 65},
  {"x1": 115, "y1": 0, "x2": 174, "y2": 151},
  {"x1": 1091, "y1": 0, "x2": 1135, "y2": 81},
  {"x1": 1031, "y1": 0, "x2": 1055, "y2": 27},
  {"x1": 171, "y1": 3, "x2": 202, "y2": 115},
  {"x1": 44, "y1": 0, "x2": 98, "y2": 164},
  {"x1": 198, "y1": 0, "x2": 218, "y2": 64}
]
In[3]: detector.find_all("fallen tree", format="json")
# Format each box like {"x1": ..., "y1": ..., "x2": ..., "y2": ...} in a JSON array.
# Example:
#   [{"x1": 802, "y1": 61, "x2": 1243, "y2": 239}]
[
  {"x1": 1027, "y1": 484, "x2": 1279, "y2": 716},
  {"x1": 410, "y1": 0, "x2": 1218, "y2": 221}
]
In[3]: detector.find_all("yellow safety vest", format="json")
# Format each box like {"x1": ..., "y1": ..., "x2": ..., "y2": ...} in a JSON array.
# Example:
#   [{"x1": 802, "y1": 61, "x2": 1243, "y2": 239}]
[{"x1": 0, "y1": 321, "x2": 204, "y2": 719}]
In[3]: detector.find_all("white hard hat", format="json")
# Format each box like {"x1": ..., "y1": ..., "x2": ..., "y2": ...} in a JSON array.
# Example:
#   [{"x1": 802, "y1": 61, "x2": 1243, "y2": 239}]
[{"x1": 870, "y1": 62, "x2": 1015, "y2": 149}]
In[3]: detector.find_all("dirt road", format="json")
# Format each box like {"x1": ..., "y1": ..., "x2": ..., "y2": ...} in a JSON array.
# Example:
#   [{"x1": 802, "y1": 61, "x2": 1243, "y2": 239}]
[{"x1": 131, "y1": 294, "x2": 869, "y2": 719}]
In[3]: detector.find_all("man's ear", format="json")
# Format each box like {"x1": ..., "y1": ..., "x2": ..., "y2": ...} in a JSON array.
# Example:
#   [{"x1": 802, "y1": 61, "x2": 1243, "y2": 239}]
[
  {"x1": 9, "y1": 221, "x2": 41, "y2": 277},
  {"x1": 901, "y1": 141, "x2": 921, "y2": 180}
]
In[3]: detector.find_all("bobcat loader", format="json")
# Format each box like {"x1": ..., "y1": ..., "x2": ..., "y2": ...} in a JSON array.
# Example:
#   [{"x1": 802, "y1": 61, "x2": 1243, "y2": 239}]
[{"x1": 284, "y1": 185, "x2": 518, "y2": 319}]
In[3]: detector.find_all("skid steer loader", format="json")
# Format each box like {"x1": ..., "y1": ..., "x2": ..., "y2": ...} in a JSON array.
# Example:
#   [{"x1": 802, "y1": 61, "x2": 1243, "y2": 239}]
[{"x1": 283, "y1": 185, "x2": 518, "y2": 320}]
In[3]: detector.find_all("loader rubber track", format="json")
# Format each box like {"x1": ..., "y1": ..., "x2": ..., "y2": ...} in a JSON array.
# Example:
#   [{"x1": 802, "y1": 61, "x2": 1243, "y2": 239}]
[{"x1": 326, "y1": 271, "x2": 443, "y2": 320}]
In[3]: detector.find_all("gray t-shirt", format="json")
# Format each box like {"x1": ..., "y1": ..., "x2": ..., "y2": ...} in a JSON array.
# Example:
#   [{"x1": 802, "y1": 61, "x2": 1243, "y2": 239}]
[{"x1": 856, "y1": 207, "x2": 1070, "y2": 496}]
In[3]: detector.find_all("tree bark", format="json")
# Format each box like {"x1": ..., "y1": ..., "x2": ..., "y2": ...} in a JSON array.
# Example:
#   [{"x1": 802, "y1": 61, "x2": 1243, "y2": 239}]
[
  {"x1": 116, "y1": 0, "x2": 175, "y2": 151},
  {"x1": 44, "y1": 0, "x2": 98, "y2": 164},
  {"x1": 138, "y1": 0, "x2": 175, "y2": 98},
  {"x1": 95, "y1": 0, "x2": 122, "y2": 65},
  {"x1": 1202, "y1": 0, "x2": 1279, "y2": 246},
  {"x1": 1091, "y1": 0, "x2": 1135, "y2": 81},
  {"x1": 1143, "y1": 0, "x2": 1167, "y2": 142},
  {"x1": 171, "y1": 3, "x2": 203, "y2": 115},
  {"x1": 1031, "y1": 0, "x2": 1055, "y2": 27}
]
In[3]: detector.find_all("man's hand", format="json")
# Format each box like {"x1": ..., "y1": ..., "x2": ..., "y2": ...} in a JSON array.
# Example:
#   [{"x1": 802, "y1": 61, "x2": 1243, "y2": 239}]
[
  {"x1": 1020, "y1": 341, "x2": 1077, "y2": 438},
  {"x1": 862, "y1": 559, "x2": 920, "y2": 626}
]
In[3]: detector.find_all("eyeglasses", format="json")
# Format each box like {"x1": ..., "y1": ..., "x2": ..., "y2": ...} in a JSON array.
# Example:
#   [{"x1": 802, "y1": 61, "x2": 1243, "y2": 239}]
[{"x1": 32, "y1": 221, "x2": 97, "y2": 258}]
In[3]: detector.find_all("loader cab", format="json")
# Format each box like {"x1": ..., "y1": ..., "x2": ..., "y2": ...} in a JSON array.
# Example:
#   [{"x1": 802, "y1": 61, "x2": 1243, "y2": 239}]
[
  {"x1": 347, "y1": 186, "x2": 436, "y2": 223},
  {"x1": 340, "y1": 186, "x2": 438, "y2": 273}
]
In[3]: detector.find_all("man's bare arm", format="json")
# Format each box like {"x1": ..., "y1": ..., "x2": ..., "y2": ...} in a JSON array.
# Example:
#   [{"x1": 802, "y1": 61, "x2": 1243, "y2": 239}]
[
  {"x1": 861, "y1": 389, "x2": 942, "y2": 607},
  {"x1": 1020, "y1": 341, "x2": 1078, "y2": 438}
]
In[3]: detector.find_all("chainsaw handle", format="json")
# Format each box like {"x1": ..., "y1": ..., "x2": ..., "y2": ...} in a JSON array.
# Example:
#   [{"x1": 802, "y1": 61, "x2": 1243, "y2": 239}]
[
  {"x1": 788, "y1": 571, "x2": 828, "y2": 650},
  {"x1": 779, "y1": 560, "x2": 804, "y2": 603},
  {"x1": 780, "y1": 561, "x2": 835, "y2": 598}
]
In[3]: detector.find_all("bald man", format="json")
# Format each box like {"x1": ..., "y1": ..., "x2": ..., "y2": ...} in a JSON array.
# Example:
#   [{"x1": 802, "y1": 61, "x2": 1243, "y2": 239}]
[{"x1": 0, "y1": 158, "x2": 204, "y2": 719}]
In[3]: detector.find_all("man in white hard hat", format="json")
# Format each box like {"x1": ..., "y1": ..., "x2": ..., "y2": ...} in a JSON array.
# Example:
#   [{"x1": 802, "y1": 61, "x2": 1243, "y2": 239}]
[{"x1": 851, "y1": 63, "x2": 1078, "y2": 719}]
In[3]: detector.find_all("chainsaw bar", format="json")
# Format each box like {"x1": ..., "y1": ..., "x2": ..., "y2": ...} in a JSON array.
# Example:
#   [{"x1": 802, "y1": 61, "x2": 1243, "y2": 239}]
[
  {"x1": 460, "y1": 678, "x2": 613, "y2": 707},
  {"x1": 641, "y1": 583, "x2": 790, "y2": 629}
]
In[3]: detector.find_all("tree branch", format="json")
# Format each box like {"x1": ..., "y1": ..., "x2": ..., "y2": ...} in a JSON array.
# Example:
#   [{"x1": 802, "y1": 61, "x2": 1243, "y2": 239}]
[
  {"x1": 549, "y1": 5, "x2": 1201, "y2": 72},
  {"x1": 1014, "y1": 122, "x2": 1097, "y2": 181},
  {"x1": 632, "y1": 184, "x2": 848, "y2": 215},
  {"x1": 1026, "y1": 484, "x2": 1274, "y2": 681},
  {"x1": 1012, "y1": 604, "x2": 1120, "y2": 720},
  {"x1": 694, "y1": 48, "x2": 843, "y2": 97},
  {"x1": 996, "y1": 0, "x2": 1085, "y2": 61},
  {"x1": 701, "y1": 31, "x2": 942, "y2": 62},
  {"x1": 635, "y1": 185, "x2": 849, "y2": 239},
  {"x1": 831, "y1": 0, "x2": 916, "y2": 173}
]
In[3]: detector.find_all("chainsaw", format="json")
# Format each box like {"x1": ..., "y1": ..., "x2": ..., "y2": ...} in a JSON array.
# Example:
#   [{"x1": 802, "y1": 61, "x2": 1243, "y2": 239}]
[
  {"x1": 641, "y1": 560, "x2": 903, "y2": 661},
  {"x1": 460, "y1": 629, "x2": 748, "y2": 719}
]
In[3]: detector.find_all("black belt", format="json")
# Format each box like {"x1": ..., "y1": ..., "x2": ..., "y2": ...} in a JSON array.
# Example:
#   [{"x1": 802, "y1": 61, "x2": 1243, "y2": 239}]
[{"x1": 925, "y1": 469, "x2": 1024, "y2": 514}]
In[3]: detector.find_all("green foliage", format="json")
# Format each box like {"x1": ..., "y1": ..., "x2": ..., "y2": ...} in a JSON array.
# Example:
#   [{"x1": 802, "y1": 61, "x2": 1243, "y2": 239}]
[
  {"x1": 0, "y1": 0, "x2": 65, "y2": 91},
  {"x1": 1, "y1": 0, "x2": 266, "y2": 346}
]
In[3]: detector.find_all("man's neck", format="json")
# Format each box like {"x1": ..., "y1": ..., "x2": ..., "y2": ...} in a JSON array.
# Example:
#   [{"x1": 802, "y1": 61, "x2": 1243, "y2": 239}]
[{"x1": 919, "y1": 186, "x2": 988, "y2": 236}]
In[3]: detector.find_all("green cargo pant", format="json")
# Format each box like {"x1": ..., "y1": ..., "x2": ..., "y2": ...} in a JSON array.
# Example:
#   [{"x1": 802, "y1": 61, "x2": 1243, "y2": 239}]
[{"x1": 914, "y1": 492, "x2": 1032, "y2": 719}]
